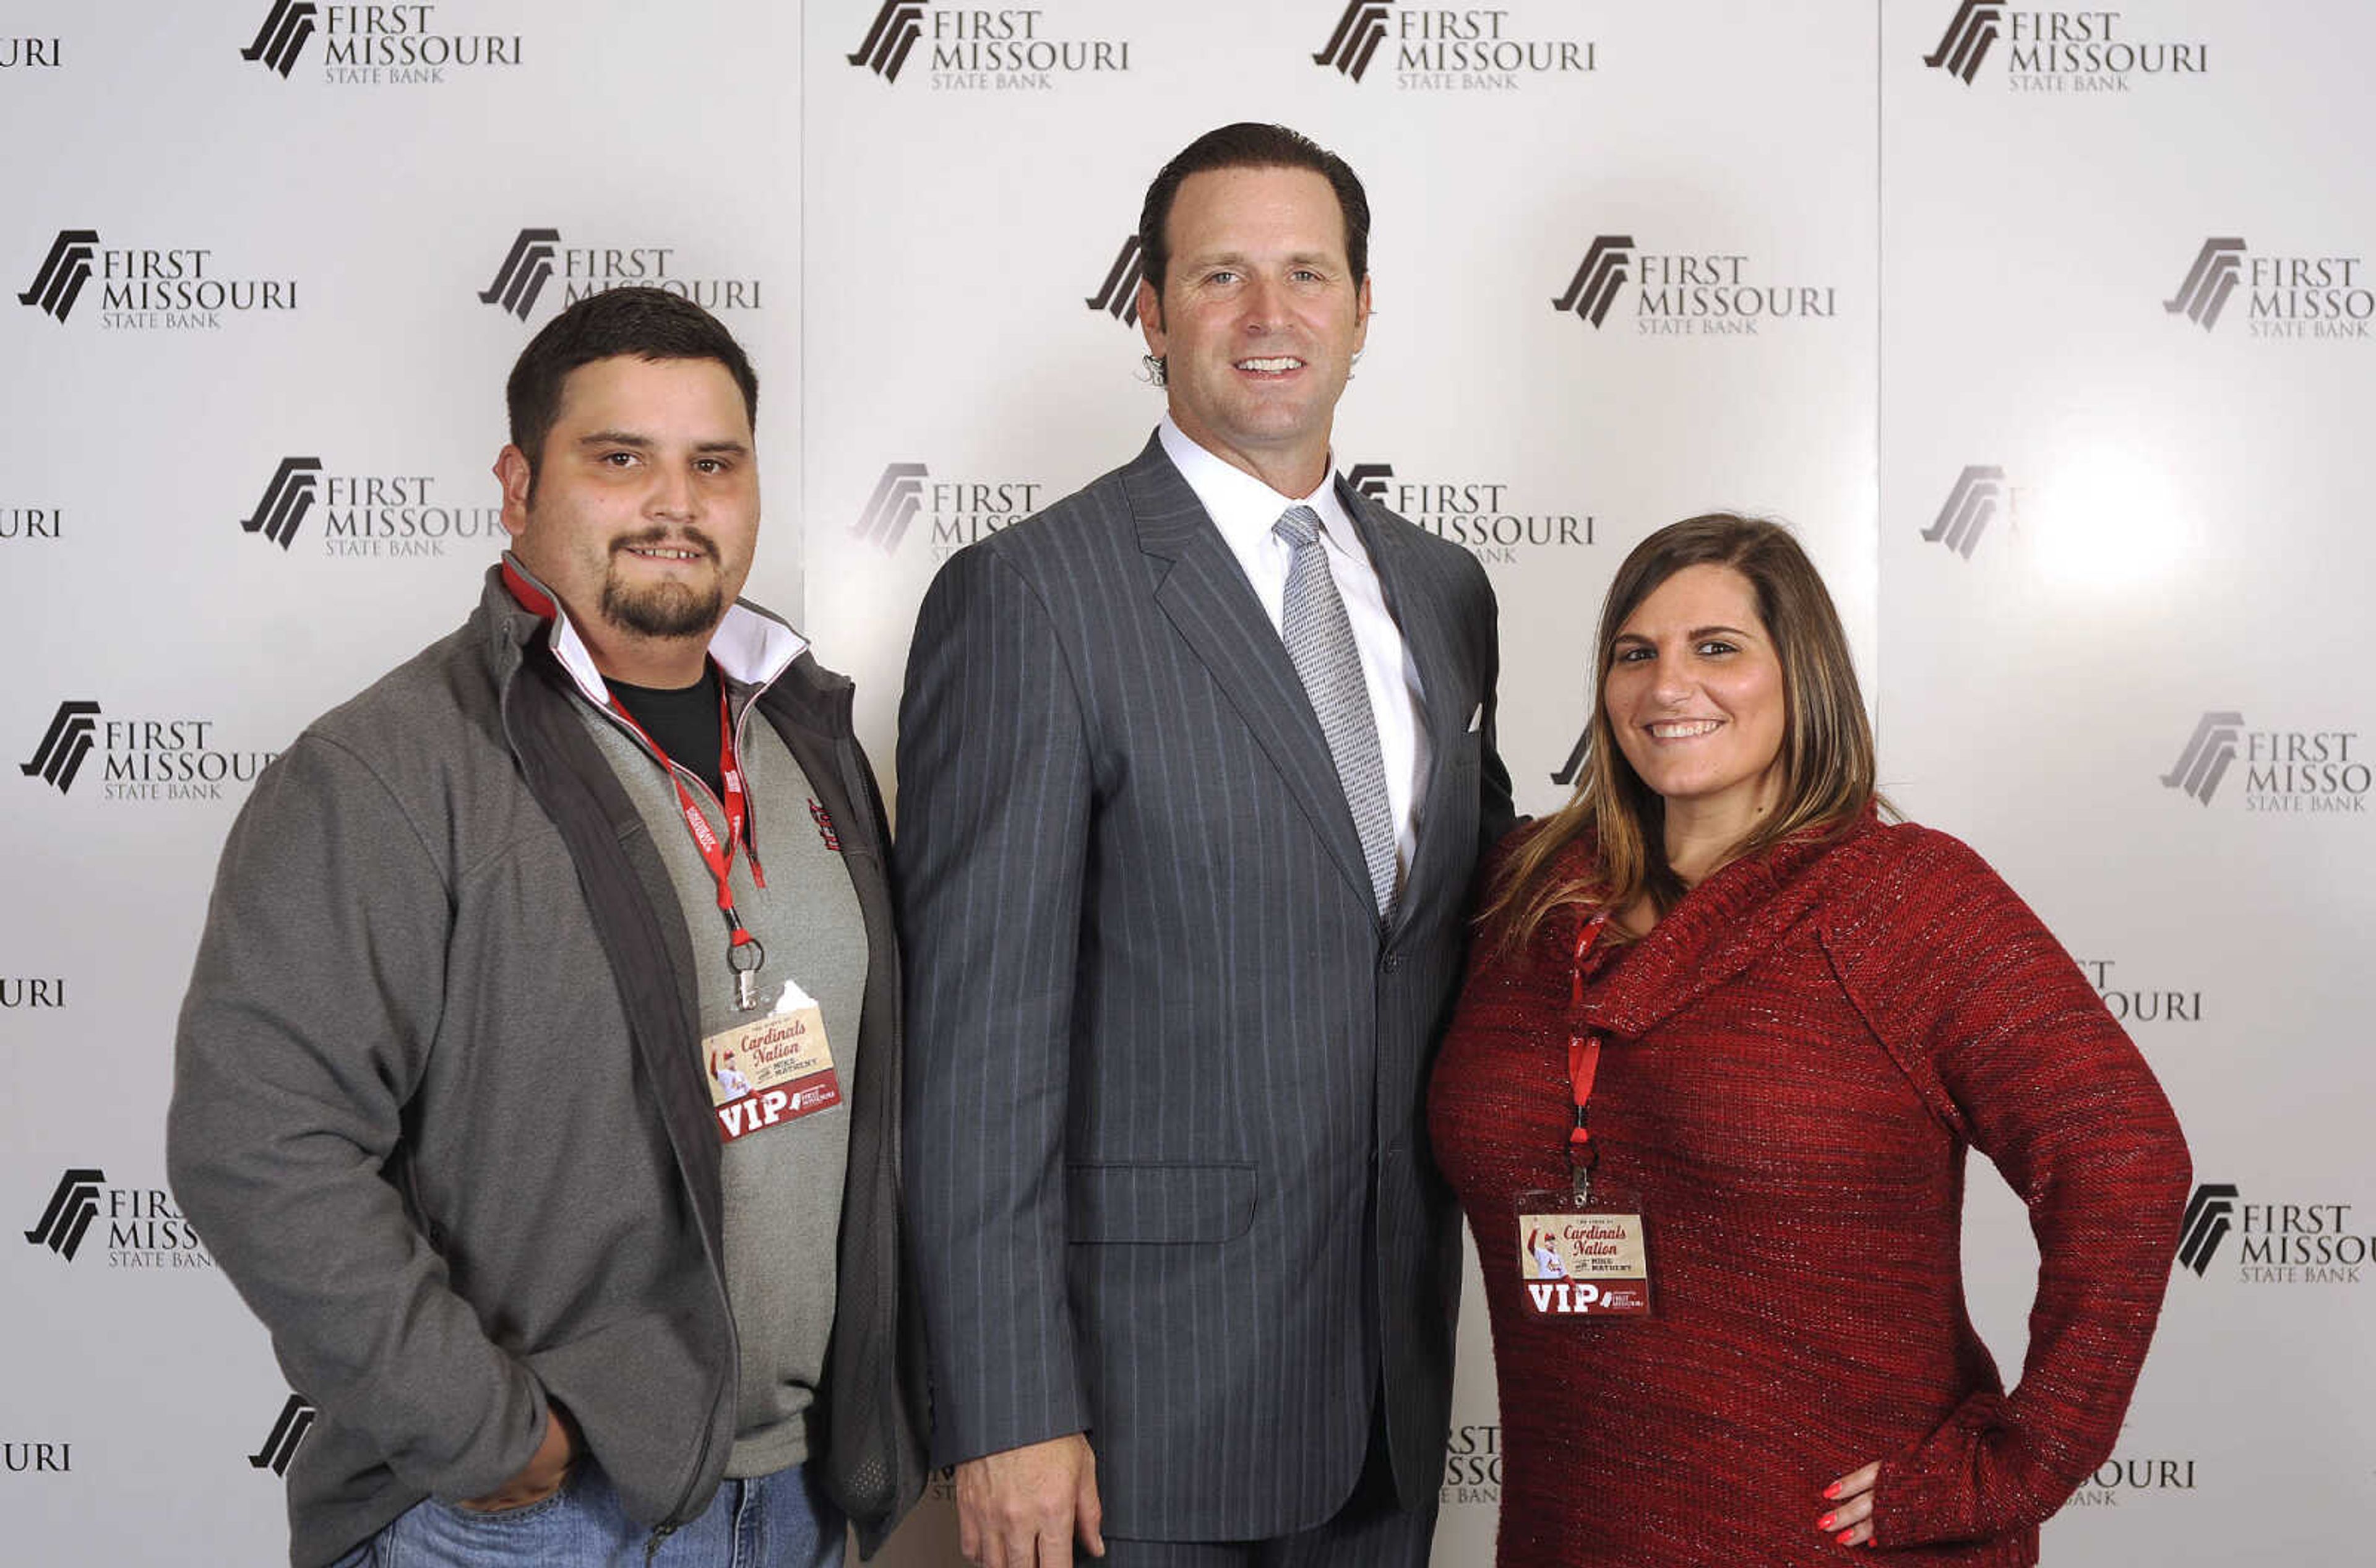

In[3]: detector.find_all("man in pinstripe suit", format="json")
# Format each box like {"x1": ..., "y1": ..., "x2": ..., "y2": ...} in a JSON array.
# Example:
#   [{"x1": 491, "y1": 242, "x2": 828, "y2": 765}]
[{"x1": 895, "y1": 124, "x2": 1516, "y2": 1568}]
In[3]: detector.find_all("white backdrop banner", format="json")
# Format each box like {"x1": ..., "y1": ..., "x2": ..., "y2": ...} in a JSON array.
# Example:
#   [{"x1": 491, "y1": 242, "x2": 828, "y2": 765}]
[{"x1": 2, "y1": 2, "x2": 2365, "y2": 1564}]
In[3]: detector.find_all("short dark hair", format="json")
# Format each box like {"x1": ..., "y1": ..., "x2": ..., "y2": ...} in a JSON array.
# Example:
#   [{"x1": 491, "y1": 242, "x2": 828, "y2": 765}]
[
  {"x1": 1137, "y1": 122, "x2": 1372, "y2": 299},
  {"x1": 504, "y1": 286, "x2": 759, "y2": 477}
]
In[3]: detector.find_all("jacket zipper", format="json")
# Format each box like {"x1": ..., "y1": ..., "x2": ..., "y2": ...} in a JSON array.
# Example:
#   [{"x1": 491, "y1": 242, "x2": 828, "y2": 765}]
[
  {"x1": 500, "y1": 670, "x2": 738, "y2": 1549},
  {"x1": 647, "y1": 668, "x2": 785, "y2": 1535},
  {"x1": 600, "y1": 666, "x2": 785, "y2": 859}
]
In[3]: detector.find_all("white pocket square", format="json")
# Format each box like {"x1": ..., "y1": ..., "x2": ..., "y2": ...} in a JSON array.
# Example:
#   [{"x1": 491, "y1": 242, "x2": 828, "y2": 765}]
[{"x1": 1466, "y1": 704, "x2": 1484, "y2": 734}]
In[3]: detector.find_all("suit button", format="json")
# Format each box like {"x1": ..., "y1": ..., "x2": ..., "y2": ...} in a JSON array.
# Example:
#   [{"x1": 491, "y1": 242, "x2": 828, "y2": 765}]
[{"x1": 1382, "y1": 953, "x2": 1403, "y2": 973}]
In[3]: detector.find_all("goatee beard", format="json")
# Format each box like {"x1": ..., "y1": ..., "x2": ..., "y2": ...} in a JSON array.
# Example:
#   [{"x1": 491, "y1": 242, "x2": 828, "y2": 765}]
[
  {"x1": 601, "y1": 528, "x2": 725, "y2": 640},
  {"x1": 601, "y1": 576, "x2": 724, "y2": 640}
]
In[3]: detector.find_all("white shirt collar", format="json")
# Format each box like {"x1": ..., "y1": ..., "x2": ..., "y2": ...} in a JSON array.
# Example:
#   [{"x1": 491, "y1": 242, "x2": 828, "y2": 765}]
[{"x1": 1157, "y1": 416, "x2": 1358, "y2": 559}]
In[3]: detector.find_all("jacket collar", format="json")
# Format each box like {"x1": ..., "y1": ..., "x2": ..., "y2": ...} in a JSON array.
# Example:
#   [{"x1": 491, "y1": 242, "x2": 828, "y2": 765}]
[
  {"x1": 487, "y1": 553, "x2": 810, "y2": 707},
  {"x1": 1121, "y1": 435, "x2": 1398, "y2": 926},
  {"x1": 1121, "y1": 432, "x2": 1471, "y2": 938}
]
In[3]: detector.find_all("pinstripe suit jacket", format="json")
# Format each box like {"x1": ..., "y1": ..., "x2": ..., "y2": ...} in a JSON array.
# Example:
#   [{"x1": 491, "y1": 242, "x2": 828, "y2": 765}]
[{"x1": 895, "y1": 434, "x2": 1516, "y2": 1541}]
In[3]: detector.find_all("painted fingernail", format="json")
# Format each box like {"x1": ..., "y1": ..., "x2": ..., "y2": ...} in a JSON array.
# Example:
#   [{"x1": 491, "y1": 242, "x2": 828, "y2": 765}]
[
  {"x1": 1819, "y1": 1514, "x2": 1836, "y2": 1531},
  {"x1": 1823, "y1": 1483, "x2": 1842, "y2": 1500},
  {"x1": 1836, "y1": 1531, "x2": 1856, "y2": 1546}
]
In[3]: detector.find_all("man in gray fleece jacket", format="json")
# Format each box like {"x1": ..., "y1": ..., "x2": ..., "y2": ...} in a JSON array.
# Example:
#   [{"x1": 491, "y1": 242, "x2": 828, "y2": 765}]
[{"x1": 169, "y1": 288, "x2": 926, "y2": 1567}]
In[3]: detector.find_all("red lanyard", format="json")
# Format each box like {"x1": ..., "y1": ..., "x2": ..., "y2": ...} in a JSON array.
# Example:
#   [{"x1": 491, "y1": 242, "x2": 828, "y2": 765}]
[
  {"x1": 503, "y1": 559, "x2": 770, "y2": 1007},
  {"x1": 599, "y1": 677, "x2": 774, "y2": 1010},
  {"x1": 1565, "y1": 913, "x2": 1609, "y2": 1182},
  {"x1": 601, "y1": 676, "x2": 767, "y2": 906}
]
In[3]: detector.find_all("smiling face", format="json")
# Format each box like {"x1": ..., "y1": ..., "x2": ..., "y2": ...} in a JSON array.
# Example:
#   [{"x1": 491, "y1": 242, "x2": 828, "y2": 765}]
[
  {"x1": 497, "y1": 354, "x2": 758, "y2": 683},
  {"x1": 1137, "y1": 164, "x2": 1371, "y2": 496},
  {"x1": 1601, "y1": 563, "x2": 1788, "y2": 834}
]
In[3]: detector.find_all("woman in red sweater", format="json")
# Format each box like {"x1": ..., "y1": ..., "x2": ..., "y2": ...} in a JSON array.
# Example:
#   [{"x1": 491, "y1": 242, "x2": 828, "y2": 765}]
[{"x1": 1429, "y1": 515, "x2": 2190, "y2": 1566}]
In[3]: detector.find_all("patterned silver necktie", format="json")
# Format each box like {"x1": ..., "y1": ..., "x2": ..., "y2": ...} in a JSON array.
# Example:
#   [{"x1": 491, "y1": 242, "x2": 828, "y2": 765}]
[{"x1": 1273, "y1": 504, "x2": 1399, "y2": 920}]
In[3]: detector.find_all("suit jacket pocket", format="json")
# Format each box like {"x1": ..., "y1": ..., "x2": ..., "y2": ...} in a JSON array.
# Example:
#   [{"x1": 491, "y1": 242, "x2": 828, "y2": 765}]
[{"x1": 1065, "y1": 1161, "x2": 1257, "y2": 1245}]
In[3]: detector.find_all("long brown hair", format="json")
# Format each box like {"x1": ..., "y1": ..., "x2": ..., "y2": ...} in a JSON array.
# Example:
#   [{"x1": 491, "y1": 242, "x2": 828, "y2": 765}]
[{"x1": 1479, "y1": 514, "x2": 1879, "y2": 952}]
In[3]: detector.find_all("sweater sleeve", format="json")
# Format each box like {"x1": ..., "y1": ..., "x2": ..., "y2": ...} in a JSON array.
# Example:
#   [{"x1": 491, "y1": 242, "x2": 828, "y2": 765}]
[
  {"x1": 168, "y1": 733, "x2": 551, "y2": 1504},
  {"x1": 1829, "y1": 830, "x2": 2192, "y2": 1548}
]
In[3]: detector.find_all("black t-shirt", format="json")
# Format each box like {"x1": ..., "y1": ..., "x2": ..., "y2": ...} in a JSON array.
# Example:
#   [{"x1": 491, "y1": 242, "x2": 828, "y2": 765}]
[{"x1": 607, "y1": 666, "x2": 726, "y2": 801}]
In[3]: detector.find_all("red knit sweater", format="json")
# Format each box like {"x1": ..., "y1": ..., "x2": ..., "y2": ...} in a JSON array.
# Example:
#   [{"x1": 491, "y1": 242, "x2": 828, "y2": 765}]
[{"x1": 1428, "y1": 815, "x2": 2190, "y2": 1566}]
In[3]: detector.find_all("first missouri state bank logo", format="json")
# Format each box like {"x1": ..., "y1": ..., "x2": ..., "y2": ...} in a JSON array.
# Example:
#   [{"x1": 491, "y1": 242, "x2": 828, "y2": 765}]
[
  {"x1": 238, "y1": 457, "x2": 501, "y2": 556},
  {"x1": 1551, "y1": 236, "x2": 1632, "y2": 327},
  {"x1": 1085, "y1": 236, "x2": 1145, "y2": 327},
  {"x1": 243, "y1": 458, "x2": 322, "y2": 550},
  {"x1": 1554, "y1": 233, "x2": 1838, "y2": 335},
  {"x1": 2161, "y1": 711, "x2": 2367, "y2": 814},
  {"x1": 2164, "y1": 238, "x2": 2372, "y2": 340},
  {"x1": 23, "y1": 1169, "x2": 105, "y2": 1261},
  {"x1": 1921, "y1": 2, "x2": 2208, "y2": 90},
  {"x1": 2160, "y1": 712, "x2": 2242, "y2": 804},
  {"x1": 478, "y1": 229, "x2": 760, "y2": 323},
  {"x1": 240, "y1": 1, "x2": 523, "y2": 82},
  {"x1": 19, "y1": 702, "x2": 98, "y2": 793},
  {"x1": 240, "y1": 1, "x2": 316, "y2": 74},
  {"x1": 17, "y1": 231, "x2": 98, "y2": 321},
  {"x1": 22, "y1": 1168, "x2": 210, "y2": 1269},
  {"x1": 848, "y1": 2, "x2": 924, "y2": 79},
  {"x1": 1314, "y1": 2, "x2": 1389, "y2": 80},
  {"x1": 19, "y1": 700, "x2": 279, "y2": 802},
  {"x1": 251, "y1": 1395, "x2": 317, "y2": 1476},
  {"x1": 1312, "y1": 2, "x2": 1595, "y2": 88},
  {"x1": 1, "y1": 35, "x2": 62, "y2": 69},
  {"x1": 1442, "y1": 1423, "x2": 1500, "y2": 1507},
  {"x1": 853, "y1": 463, "x2": 928, "y2": 553},
  {"x1": 2164, "y1": 239, "x2": 2245, "y2": 329},
  {"x1": 851, "y1": 462, "x2": 1043, "y2": 559},
  {"x1": 2177, "y1": 1181, "x2": 2373, "y2": 1285},
  {"x1": 2176, "y1": 1182, "x2": 2236, "y2": 1275},
  {"x1": 1922, "y1": 1, "x2": 2001, "y2": 83},
  {"x1": 1348, "y1": 462, "x2": 1595, "y2": 566},
  {"x1": 846, "y1": 2, "x2": 1130, "y2": 88},
  {"x1": 480, "y1": 229, "x2": 560, "y2": 319},
  {"x1": 1921, "y1": 466, "x2": 2010, "y2": 559},
  {"x1": 17, "y1": 228, "x2": 299, "y2": 329}
]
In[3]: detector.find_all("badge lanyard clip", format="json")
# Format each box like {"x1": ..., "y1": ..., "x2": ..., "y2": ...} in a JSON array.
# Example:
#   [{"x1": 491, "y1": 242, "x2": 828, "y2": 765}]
[{"x1": 728, "y1": 928, "x2": 767, "y2": 1012}]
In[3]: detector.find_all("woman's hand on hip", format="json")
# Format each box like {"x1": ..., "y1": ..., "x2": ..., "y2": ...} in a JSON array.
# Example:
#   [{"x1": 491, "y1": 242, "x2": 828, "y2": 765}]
[{"x1": 1818, "y1": 1461, "x2": 1880, "y2": 1548}]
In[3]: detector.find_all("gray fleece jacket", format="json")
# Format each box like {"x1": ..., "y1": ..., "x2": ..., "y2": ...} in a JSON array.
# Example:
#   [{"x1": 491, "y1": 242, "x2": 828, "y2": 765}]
[{"x1": 168, "y1": 563, "x2": 927, "y2": 1567}]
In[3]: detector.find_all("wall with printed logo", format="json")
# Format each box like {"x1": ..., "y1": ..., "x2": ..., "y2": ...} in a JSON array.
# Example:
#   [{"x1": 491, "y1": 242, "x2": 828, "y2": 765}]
[{"x1": 1, "y1": 2, "x2": 2365, "y2": 1564}]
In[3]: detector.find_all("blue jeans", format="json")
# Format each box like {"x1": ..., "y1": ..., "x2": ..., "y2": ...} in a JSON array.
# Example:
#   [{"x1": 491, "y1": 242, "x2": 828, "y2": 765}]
[{"x1": 338, "y1": 1457, "x2": 845, "y2": 1568}]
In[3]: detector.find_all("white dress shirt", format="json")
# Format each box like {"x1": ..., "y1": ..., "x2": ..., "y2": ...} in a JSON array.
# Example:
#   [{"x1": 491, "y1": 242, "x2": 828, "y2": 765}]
[{"x1": 1158, "y1": 416, "x2": 1431, "y2": 874}]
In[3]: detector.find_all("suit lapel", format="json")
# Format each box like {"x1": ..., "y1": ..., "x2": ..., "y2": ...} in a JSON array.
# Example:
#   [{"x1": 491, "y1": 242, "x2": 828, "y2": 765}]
[
  {"x1": 1341, "y1": 478, "x2": 1466, "y2": 937},
  {"x1": 1127, "y1": 437, "x2": 1380, "y2": 918}
]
